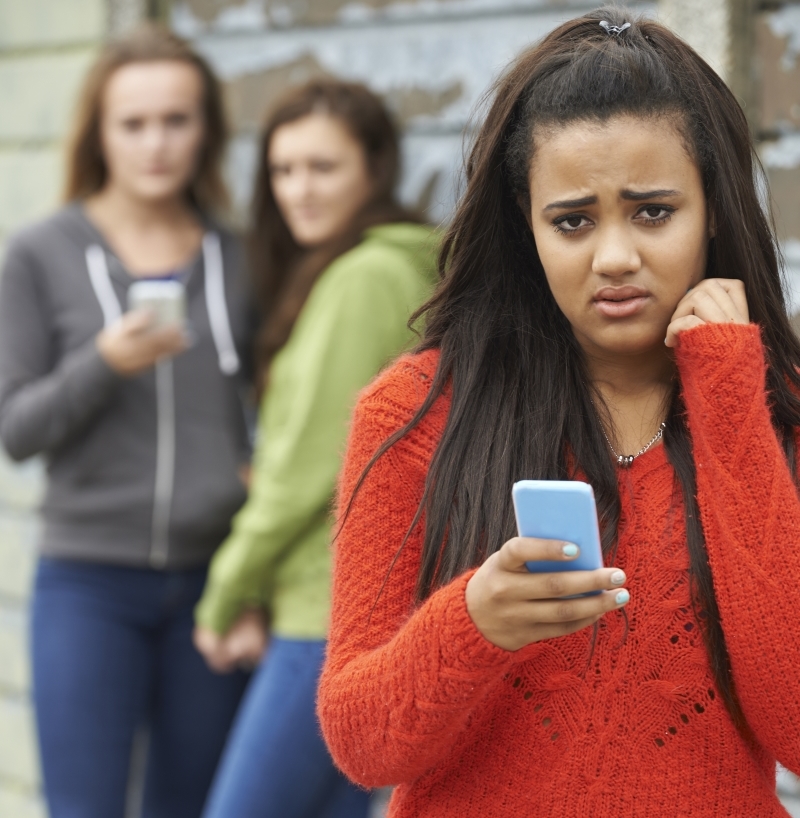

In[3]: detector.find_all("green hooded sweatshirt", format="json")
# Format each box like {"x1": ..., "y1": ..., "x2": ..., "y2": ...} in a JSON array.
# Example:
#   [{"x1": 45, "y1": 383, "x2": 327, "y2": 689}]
[{"x1": 195, "y1": 222, "x2": 439, "y2": 638}]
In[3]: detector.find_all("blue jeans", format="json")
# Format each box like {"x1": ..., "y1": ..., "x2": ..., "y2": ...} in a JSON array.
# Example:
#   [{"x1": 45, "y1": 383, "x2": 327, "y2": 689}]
[
  {"x1": 202, "y1": 637, "x2": 371, "y2": 818},
  {"x1": 31, "y1": 557, "x2": 249, "y2": 818}
]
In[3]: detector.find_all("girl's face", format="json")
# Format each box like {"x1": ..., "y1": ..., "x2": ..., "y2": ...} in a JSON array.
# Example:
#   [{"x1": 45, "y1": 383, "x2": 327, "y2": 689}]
[
  {"x1": 268, "y1": 113, "x2": 374, "y2": 248},
  {"x1": 527, "y1": 115, "x2": 711, "y2": 361},
  {"x1": 100, "y1": 61, "x2": 206, "y2": 204}
]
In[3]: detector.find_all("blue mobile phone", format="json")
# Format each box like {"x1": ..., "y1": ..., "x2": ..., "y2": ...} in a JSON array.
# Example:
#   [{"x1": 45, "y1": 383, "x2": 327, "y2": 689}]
[{"x1": 511, "y1": 480, "x2": 604, "y2": 596}]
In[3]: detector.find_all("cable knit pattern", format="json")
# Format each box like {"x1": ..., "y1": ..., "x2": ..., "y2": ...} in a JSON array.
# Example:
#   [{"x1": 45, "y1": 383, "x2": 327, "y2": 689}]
[{"x1": 318, "y1": 324, "x2": 800, "y2": 817}]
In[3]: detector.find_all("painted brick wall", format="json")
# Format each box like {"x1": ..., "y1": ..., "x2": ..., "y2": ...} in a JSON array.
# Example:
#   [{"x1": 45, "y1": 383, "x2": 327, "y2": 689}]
[
  {"x1": 0, "y1": 2, "x2": 107, "y2": 814},
  {"x1": 171, "y1": 0, "x2": 656, "y2": 226},
  {"x1": 757, "y1": 3, "x2": 800, "y2": 316},
  {"x1": 756, "y1": 7, "x2": 800, "y2": 808}
]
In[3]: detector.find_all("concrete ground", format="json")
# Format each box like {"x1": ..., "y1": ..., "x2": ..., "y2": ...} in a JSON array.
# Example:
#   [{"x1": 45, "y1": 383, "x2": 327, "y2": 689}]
[
  {"x1": 782, "y1": 794, "x2": 800, "y2": 818},
  {"x1": 780, "y1": 767, "x2": 800, "y2": 817}
]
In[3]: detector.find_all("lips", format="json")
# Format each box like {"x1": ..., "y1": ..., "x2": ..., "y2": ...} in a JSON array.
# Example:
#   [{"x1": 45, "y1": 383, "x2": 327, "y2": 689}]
[
  {"x1": 592, "y1": 286, "x2": 651, "y2": 319},
  {"x1": 594, "y1": 286, "x2": 649, "y2": 302}
]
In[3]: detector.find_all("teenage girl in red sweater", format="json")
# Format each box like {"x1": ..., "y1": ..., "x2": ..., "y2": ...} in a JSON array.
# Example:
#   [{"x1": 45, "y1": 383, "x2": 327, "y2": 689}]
[{"x1": 318, "y1": 8, "x2": 800, "y2": 817}]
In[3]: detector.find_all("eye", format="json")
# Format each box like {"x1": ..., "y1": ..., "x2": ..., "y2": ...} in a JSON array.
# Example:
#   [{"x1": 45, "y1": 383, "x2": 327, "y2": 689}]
[
  {"x1": 552, "y1": 214, "x2": 592, "y2": 236},
  {"x1": 121, "y1": 118, "x2": 144, "y2": 132},
  {"x1": 310, "y1": 160, "x2": 338, "y2": 173},
  {"x1": 636, "y1": 205, "x2": 675, "y2": 224},
  {"x1": 165, "y1": 112, "x2": 190, "y2": 127}
]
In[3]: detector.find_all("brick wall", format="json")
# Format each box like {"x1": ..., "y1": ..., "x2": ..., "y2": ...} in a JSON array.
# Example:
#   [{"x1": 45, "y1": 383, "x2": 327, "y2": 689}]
[
  {"x1": 171, "y1": 0, "x2": 657, "y2": 226},
  {"x1": 757, "y1": 3, "x2": 800, "y2": 317},
  {"x1": 0, "y1": 459, "x2": 43, "y2": 818},
  {"x1": 0, "y1": 2, "x2": 108, "y2": 814}
]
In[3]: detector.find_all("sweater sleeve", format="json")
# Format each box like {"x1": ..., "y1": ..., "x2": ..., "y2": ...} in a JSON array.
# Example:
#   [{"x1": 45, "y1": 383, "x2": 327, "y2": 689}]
[
  {"x1": 317, "y1": 362, "x2": 542, "y2": 788},
  {"x1": 676, "y1": 322, "x2": 800, "y2": 770},
  {"x1": 195, "y1": 247, "x2": 430, "y2": 634},
  {"x1": 0, "y1": 238, "x2": 121, "y2": 462}
]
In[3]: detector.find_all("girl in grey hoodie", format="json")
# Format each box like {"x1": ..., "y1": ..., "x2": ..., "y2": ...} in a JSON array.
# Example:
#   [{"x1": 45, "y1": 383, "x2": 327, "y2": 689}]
[{"x1": 0, "y1": 26, "x2": 256, "y2": 818}]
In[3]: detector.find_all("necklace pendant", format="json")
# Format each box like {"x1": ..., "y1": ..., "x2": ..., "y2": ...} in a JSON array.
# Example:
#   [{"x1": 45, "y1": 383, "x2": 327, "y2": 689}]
[{"x1": 618, "y1": 454, "x2": 634, "y2": 468}]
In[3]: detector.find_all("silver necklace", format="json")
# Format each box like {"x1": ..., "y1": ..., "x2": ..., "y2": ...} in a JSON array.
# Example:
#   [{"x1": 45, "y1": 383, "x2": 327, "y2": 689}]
[{"x1": 600, "y1": 420, "x2": 666, "y2": 468}]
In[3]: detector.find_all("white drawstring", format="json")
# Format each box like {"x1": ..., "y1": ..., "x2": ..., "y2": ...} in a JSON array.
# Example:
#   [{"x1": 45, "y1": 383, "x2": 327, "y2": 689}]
[
  {"x1": 84, "y1": 236, "x2": 240, "y2": 377},
  {"x1": 202, "y1": 232, "x2": 241, "y2": 376},
  {"x1": 85, "y1": 245, "x2": 122, "y2": 327}
]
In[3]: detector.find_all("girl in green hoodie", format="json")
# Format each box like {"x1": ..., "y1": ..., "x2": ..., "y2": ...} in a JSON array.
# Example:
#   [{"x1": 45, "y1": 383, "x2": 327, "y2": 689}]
[{"x1": 194, "y1": 80, "x2": 438, "y2": 818}]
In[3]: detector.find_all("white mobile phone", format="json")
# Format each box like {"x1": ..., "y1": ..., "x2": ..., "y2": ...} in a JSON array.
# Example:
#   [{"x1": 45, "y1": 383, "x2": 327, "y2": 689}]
[{"x1": 128, "y1": 279, "x2": 186, "y2": 329}]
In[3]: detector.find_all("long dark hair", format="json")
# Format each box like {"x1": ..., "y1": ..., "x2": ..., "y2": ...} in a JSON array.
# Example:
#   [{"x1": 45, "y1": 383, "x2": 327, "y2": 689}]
[
  {"x1": 249, "y1": 80, "x2": 420, "y2": 379},
  {"x1": 357, "y1": 8, "x2": 800, "y2": 731}
]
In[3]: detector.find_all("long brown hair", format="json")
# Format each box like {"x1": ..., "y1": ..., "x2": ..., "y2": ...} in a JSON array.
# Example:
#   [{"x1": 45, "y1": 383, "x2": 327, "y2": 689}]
[
  {"x1": 354, "y1": 8, "x2": 800, "y2": 733},
  {"x1": 250, "y1": 80, "x2": 419, "y2": 379},
  {"x1": 63, "y1": 23, "x2": 228, "y2": 212}
]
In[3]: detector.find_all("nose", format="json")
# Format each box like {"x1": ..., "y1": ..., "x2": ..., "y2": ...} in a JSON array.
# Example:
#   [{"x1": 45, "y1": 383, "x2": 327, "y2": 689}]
[
  {"x1": 591, "y1": 222, "x2": 641, "y2": 278},
  {"x1": 143, "y1": 121, "x2": 169, "y2": 153},
  {"x1": 285, "y1": 167, "x2": 314, "y2": 201}
]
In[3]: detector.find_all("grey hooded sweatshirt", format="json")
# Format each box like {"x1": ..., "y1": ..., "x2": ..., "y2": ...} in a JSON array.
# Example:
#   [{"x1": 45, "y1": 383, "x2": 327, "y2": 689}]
[{"x1": 0, "y1": 204, "x2": 258, "y2": 569}]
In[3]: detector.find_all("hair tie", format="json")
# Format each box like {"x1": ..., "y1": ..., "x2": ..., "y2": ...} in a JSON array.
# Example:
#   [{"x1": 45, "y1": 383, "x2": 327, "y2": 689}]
[{"x1": 599, "y1": 20, "x2": 631, "y2": 36}]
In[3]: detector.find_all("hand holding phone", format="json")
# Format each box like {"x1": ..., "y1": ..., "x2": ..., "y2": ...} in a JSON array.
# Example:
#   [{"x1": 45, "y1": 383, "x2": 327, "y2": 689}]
[
  {"x1": 97, "y1": 307, "x2": 187, "y2": 376},
  {"x1": 97, "y1": 279, "x2": 188, "y2": 376},
  {"x1": 128, "y1": 279, "x2": 186, "y2": 329},
  {"x1": 463, "y1": 480, "x2": 631, "y2": 652},
  {"x1": 512, "y1": 480, "x2": 604, "y2": 596}
]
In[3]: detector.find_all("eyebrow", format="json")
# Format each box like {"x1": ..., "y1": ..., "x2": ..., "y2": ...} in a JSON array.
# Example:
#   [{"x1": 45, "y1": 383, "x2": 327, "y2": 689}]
[
  {"x1": 543, "y1": 195, "x2": 596, "y2": 212},
  {"x1": 542, "y1": 189, "x2": 681, "y2": 212},
  {"x1": 621, "y1": 188, "x2": 681, "y2": 201}
]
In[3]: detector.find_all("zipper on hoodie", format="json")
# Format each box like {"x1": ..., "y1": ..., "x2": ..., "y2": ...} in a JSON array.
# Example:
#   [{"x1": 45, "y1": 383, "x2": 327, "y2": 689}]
[
  {"x1": 149, "y1": 358, "x2": 175, "y2": 568},
  {"x1": 85, "y1": 234, "x2": 239, "y2": 568}
]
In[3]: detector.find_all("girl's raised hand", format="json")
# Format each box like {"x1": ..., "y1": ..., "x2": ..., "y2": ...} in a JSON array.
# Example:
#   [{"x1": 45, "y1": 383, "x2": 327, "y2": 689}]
[
  {"x1": 464, "y1": 537, "x2": 630, "y2": 652},
  {"x1": 665, "y1": 278, "x2": 749, "y2": 349}
]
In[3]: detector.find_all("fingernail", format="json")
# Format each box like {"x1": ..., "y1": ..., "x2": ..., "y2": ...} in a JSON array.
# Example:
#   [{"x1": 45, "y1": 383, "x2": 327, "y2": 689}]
[
  {"x1": 610, "y1": 570, "x2": 626, "y2": 585},
  {"x1": 615, "y1": 590, "x2": 630, "y2": 605},
  {"x1": 562, "y1": 543, "x2": 578, "y2": 558}
]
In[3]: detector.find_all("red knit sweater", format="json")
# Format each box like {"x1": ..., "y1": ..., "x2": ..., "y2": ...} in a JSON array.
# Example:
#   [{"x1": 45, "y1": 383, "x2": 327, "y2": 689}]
[{"x1": 318, "y1": 323, "x2": 800, "y2": 817}]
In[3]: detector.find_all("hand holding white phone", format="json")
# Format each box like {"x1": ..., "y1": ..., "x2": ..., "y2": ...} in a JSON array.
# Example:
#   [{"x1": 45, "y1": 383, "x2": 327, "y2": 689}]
[
  {"x1": 97, "y1": 279, "x2": 188, "y2": 376},
  {"x1": 127, "y1": 279, "x2": 186, "y2": 329}
]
